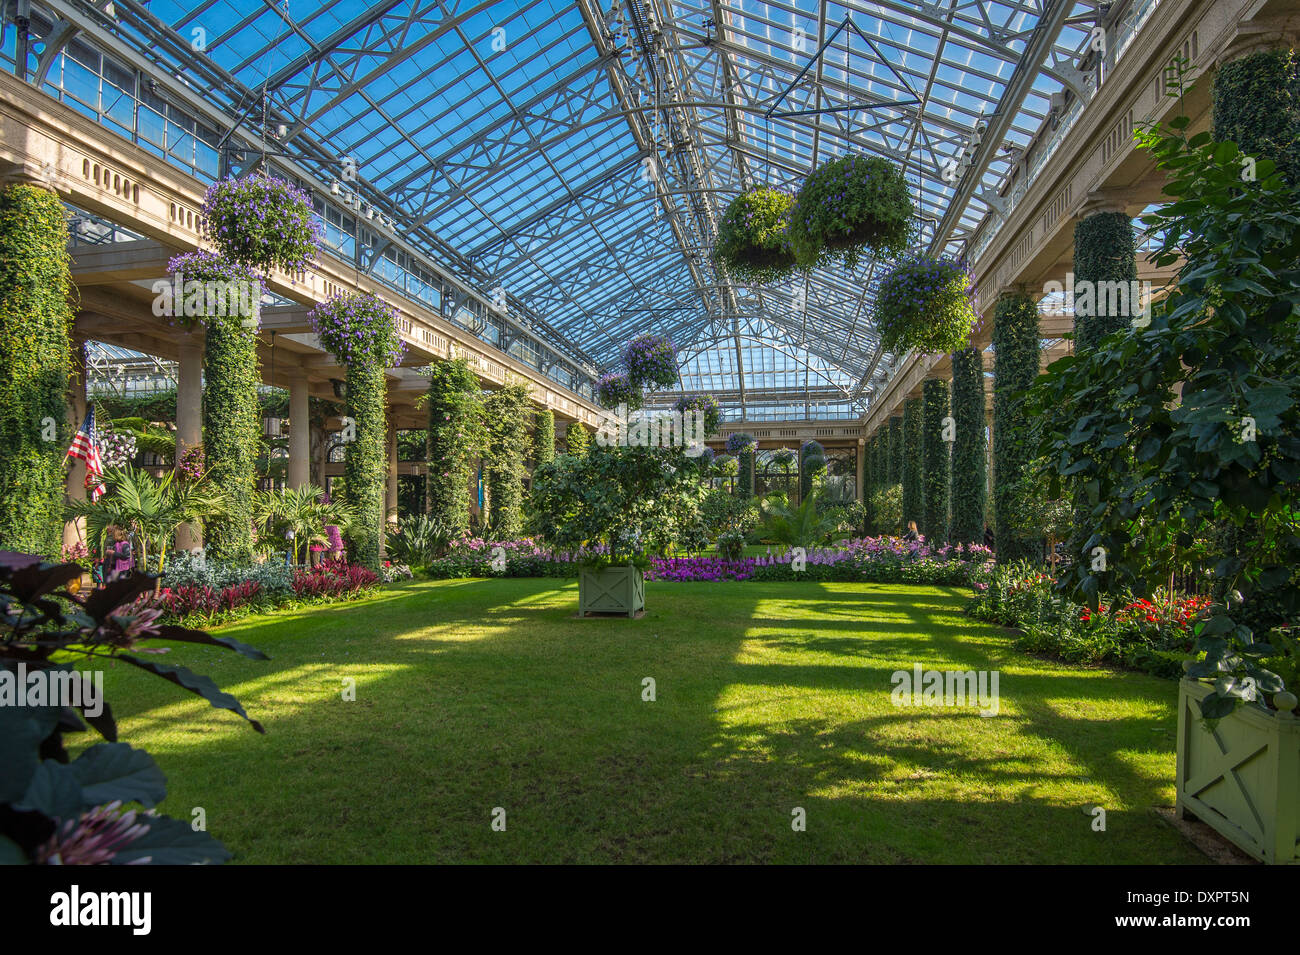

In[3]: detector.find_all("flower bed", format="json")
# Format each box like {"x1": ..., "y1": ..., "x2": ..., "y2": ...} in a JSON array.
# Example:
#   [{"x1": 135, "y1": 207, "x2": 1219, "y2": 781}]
[{"x1": 966, "y1": 560, "x2": 1213, "y2": 675}]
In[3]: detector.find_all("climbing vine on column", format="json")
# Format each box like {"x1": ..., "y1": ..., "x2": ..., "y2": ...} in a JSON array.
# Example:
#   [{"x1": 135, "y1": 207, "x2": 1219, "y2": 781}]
[
  {"x1": 1073, "y1": 211, "x2": 1137, "y2": 353},
  {"x1": 534, "y1": 408, "x2": 555, "y2": 468},
  {"x1": 901, "y1": 397, "x2": 923, "y2": 530},
  {"x1": 483, "y1": 383, "x2": 533, "y2": 539},
  {"x1": 949, "y1": 346, "x2": 987, "y2": 545},
  {"x1": 167, "y1": 250, "x2": 263, "y2": 563},
  {"x1": 991, "y1": 292, "x2": 1040, "y2": 563},
  {"x1": 1211, "y1": 47, "x2": 1299, "y2": 185},
  {"x1": 424, "y1": 357, "x2": 484, "y2": 536},
  {"x1": 921, "y1": 378, "x2": 950, "y2": 542},
  {"x1": 0, "y1": 184, "x2": 72, "y2": 557},
  {"x1": 309, "y1": 291, "x2": 405, "y2": 569},
  {"x1": 887, "y1": 415, "x2": 903, "y2": 486}
]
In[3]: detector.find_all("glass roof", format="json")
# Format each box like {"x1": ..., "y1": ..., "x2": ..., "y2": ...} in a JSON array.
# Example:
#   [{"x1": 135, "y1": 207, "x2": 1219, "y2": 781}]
[{"x1": 59, "y1": 0, "x2": 1099, "y2": 417}]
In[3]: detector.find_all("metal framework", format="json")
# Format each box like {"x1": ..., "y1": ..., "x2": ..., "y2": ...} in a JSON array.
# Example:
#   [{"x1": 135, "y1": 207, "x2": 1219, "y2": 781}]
[{"x1": 4, "y1": 0, "x2": 1100, "y2": 417}]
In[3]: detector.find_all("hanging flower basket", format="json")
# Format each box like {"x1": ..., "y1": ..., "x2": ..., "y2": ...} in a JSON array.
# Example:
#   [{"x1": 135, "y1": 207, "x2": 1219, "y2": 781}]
[
  {"x1": 874, "y1": 255, "x2": 977, "y2": 354},
  {"x1": 790, "y1": 154, "x2": 914, "y2": 270},
  {"x1": 726, "y1": 432, "x2": 756, "y2": 455},
  {"x1": 673, "y1": 393, "x2": 721, "y2": 436},
  {"x1": 597, "y1": 371, "x2": 641, "y2": 410},
  {"x1": 623, "y1": 334, "x2": 678, "y2": 390},
  {"x1": 201, "y1": 172, "x2": 322, "y2": 275},
  {"x1": 309, "y1": 291, "x2": 406, "y2": 368},
  {"x1": 714, "y1": 187, "x2": 798, "y2": 283}
]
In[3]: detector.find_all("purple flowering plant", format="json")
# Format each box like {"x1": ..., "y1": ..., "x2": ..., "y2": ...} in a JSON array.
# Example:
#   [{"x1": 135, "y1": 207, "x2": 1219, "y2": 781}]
[
  {"x1": 790, "y1": 154, "x2": 914, "y2": 270},
  {"x1": 874, "y1": 255, "x2": 977, "y2": 354},
  {"x1": 726, "y1": 432, "x2": 757, "y2": 455},
  {"x1": 200, "y1": 171, "x2": 322, "y2": 275},
  {"x1": 714, "y1": 186, "x2": 798, "y2": 282},
  {"x1": 673, "y1": 393, "x2": 721, "y2": 436},
  {"x1": 623, "y1": 333, "x2": 679, "y2": 390},
  {"x1": 309, "y1": 291, "x2": 406, "y2": 368},
  {"x1": 596, "y1": 370, "x2": 642, "y2": 410}
]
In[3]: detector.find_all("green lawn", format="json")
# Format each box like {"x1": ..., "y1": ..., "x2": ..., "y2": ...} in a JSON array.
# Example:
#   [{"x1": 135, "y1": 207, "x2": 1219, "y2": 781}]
[{"x1": 82, "y1": 578, "x2": 1206, "y2": 864}]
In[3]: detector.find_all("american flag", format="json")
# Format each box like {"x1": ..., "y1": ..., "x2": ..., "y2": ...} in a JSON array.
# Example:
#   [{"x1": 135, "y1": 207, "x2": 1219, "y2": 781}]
[{"x1": 67, "y1": 408, "x2": 106, "y2": 501}]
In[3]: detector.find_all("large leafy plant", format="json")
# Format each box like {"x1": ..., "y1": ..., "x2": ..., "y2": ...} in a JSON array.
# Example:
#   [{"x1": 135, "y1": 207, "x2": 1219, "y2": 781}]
[
  {"x1": 1, "y1": 552, "x2": 266, "y2": 864},
  {"x1": 714, "y1": 187, "x2": 797, "y2": 283},
  {"x1": 790, "y1": 154, "x2": 913, "y2": 270},
  {"x1": 528, "y1": 444, "x2": 702, "y2": 565},
  {"x1": 1027, "y1": 68, "x2": 1300, "y2": 717},
  {"x1": 874, "y1": 255, "x2": 977, "y2": 354},
  {"x1": 756, "y1": 490, "x2": 839, "y2": 550}
]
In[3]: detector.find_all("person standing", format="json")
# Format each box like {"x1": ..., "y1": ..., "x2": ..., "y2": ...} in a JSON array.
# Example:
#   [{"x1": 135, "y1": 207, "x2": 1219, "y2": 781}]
[{"x1": 106, "y1": 525, "x2": 134, "y2": 581}]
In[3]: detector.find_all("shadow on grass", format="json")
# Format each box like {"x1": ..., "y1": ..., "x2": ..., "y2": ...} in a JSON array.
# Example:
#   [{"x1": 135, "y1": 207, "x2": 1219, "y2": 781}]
[{"x1": 86, "y1": 576, "x2": 1202, "y2": 864}]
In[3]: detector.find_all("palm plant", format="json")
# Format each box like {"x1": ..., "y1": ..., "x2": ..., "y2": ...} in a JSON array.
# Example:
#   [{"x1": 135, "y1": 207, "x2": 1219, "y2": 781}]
[
  {"x1": 66, "y1": 465, "x2": 228, "y2": 572},
  {"x1": 756, "y1": 489, "x2": 838, "y2": 551},
  {"x1": 253, "y1": 485, "x2": 352, "y2": 565},
  {"x1": 385, "y1": 514, "x2": 453, "y2": 567}
]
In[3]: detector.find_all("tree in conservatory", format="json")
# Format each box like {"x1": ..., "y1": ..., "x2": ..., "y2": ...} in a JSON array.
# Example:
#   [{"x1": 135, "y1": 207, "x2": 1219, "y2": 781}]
[
  {"x1": 948, "y1": 346, "x2": 987, "y2": 545},
  {"x1": 921, "y1": 378, "x2": 950, "y2": 543},
  {"x1": 0, "y1": 182, "x2": 72, "y2": 557},
  {"x1": 424, "y1": 357, "x2": 484, "y2": 535},
  {"x1": 483, "y1": 383, "x2": 533, "y2": 539},
  {"x1": 309, "y1": 291, "x2": 405, "y2": 569}
]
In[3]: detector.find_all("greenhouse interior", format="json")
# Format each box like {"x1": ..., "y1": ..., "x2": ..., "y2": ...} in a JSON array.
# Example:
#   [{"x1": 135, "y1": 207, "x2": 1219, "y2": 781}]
[{"x1": 0, "y1": 0, "x2": 1298, "y2": 888}]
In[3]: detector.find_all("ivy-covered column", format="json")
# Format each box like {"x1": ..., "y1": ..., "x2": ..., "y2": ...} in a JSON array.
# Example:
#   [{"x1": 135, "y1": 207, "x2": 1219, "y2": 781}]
[
  {"x1": 309, "y1": 291, "x2": 404, "y2": 569},
  {"x1": 948, "y1": 346, "x2": 987, "y2": 544},
  {"x1": 901, "y1": 396, "x2": 923, "y2": 531},
  {"x1": 484, "y1": 383, "x2": 532, "y2": 539},
  {"x1": 799, "y1": 439, "x2": 826, "y2": 501},
  {"x1": 168, "y1": 251, "x2": 263, "y2": 563},
  {"x1": 1072, "y1": 203, "x2": 1136, "y2": 353},
  {"x1": 887, "y1": 416, "x2": 903, "y2": 486},
  {"x1": 535, "y1": 408, "x2": 555, "y2": 468},
  {"x1": 426, "y1": 357, "x2": 484, "y2": 534},
  {"x1": 566, "y1": 421, "x2": 591, "y2": 457},
  {"x1": 921, "y1": 378, "x2": 950, "y2": 543},
  {"x1": 196, "y1": 172, "x2": 319, "y2": 561},
  {"x1": 0, "y1": 182, "x2": 73, "y2": 557},
  {"x1": 1212, "y1": 46, "x2": 1298, "y2": 185},
  {"x1": 991, "y1": 292, "x2": 1040, "y2": 563}
]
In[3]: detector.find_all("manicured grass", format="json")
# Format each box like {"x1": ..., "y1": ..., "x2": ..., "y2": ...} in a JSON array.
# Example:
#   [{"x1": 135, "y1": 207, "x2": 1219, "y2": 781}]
[{"x1": 79, "y1": 578, "x2": 1206, "y2": 864}]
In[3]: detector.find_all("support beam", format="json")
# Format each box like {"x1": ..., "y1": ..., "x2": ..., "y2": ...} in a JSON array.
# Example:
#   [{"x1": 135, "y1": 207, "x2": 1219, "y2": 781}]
[{"x1": 288, "y1": 370, "x2": 311, "y2": 490}]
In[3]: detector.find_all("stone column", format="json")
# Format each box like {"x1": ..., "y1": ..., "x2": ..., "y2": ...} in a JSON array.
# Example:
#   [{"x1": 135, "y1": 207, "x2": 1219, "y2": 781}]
[
  {"x1": 386, "y1": 416, "x2": 399, "y2": 525},
  {"x1": 175, "y1": 333, "x2": 204, "y2": 552},
  {"x1": 63, "y1": 338, "x2": 87, "y2": 553},
  {"x1": 1072, "y1": 194, "x2": 1136, "y2": 354},
  {"x1": 288, "y1": 370, "x2": 310, "y2": 489}
]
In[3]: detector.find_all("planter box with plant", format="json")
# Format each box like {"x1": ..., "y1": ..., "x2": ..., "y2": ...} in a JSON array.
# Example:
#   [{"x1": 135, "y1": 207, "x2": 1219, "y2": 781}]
[
  {"x1": 577, "y1": 562, "x2": 646, "y2": 618},
  {"x1": 1176, "y1": 679, "x2": 1300, "y2": 864}
]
